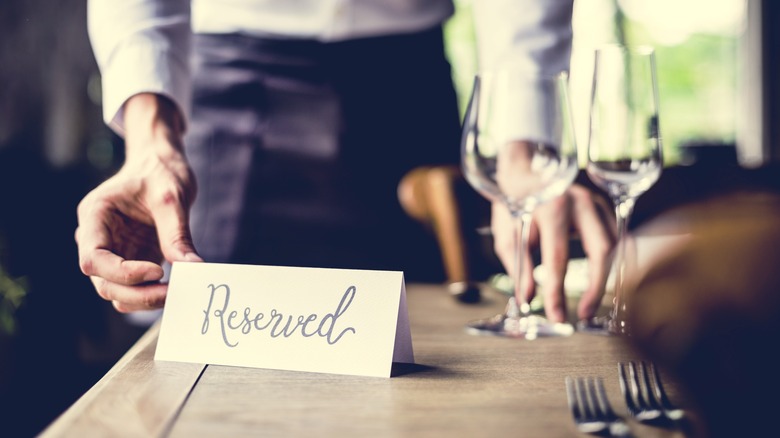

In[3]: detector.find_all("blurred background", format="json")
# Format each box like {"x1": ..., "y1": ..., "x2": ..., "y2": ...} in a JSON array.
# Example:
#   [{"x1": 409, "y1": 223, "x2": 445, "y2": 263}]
[
  {"x1": 446, "y1": 0, "x2": 747, "y2": 165},
  {"x1": 0, "y1": 0, "x2": 769, "y2": 436}
]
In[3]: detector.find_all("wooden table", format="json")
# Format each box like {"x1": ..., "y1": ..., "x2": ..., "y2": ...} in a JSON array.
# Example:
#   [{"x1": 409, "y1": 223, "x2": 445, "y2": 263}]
[{"x1": 41, "y1": 284, "x2": 690, "y2": 437}]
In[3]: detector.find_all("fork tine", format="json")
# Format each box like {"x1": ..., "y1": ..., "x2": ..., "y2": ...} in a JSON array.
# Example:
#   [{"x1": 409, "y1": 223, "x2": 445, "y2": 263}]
[
  {"x1": 592, "y1": 377, "x2": 616, "y2": 420},
  {"x1": 576, "y1": 377, "x2": 596, "y2": 421},
  {"x1": 565, "y1": 376, "x2": 583, "y2": 423},
  {"x1": 627, "y1": 361, "x2": 649, "y2": 410},
  {"x1": 586, "y1": 378, "x2": 603, "y2": 419},
  {"x1": 639, "y1": 361, "x2": 663, "y2": 410},
  {"x1": 618, "y1": 362, "x2": 639, "y2": 415},
  {"x1": 648, "y1": 362, "x2": 686, "y2": 421},
  {"x1": 593, "y1": 378, "x2": 632, "y2": 437},
  {"x1": 647, "y1": 362, "x2": 671, "y2": 409}
]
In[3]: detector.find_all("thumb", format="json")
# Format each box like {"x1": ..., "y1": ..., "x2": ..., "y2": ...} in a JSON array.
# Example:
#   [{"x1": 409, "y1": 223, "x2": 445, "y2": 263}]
[{"x1": 151, "y1": 200, "x2": 203, "y2": 263}]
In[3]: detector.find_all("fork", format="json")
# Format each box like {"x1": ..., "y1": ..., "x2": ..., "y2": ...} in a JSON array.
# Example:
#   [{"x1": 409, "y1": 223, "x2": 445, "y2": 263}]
[
  {"x1": 566, "y1": 376, "x2": 632, "y2": 437},
  {"x1": 618, "y1": 361, "x2": 685, "y2": 425}
]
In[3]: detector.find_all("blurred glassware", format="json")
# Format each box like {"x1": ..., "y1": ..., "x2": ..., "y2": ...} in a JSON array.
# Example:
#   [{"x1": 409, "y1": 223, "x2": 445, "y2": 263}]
[{"x1": 461, "y1": 67, "x2": 578, "y2": 339}]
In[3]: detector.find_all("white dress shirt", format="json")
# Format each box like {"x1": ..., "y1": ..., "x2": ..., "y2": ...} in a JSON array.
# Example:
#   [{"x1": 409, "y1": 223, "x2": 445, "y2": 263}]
[{"x1": 87, "y1": 0, "x2": 573, "y2": 135}]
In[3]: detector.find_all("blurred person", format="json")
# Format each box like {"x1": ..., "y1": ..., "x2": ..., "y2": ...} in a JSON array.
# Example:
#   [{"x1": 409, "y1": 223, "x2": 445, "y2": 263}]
[
  {"x1": 75, "y1": 0, "x2": 614, "y2": 324},
  {"x1": 627, "y1": 191, "x2": 780, "y2": 437}
]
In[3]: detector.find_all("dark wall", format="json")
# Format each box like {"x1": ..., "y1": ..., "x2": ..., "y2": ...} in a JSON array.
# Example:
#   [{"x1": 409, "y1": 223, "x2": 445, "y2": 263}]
[
  {"x1": 762, "y1": 0, "x2": 780, "y2": 163},
  {"x1": 0, "y1": 1, "x2": 139, "y2": 436}
]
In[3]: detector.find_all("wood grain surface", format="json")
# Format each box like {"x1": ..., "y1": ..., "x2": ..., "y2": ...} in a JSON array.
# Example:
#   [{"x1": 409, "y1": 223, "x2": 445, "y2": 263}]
[
  {"x1": 39, "y1": 323, "x2": 205, "y2": 437},
  {"x1": 42, "y1": 284, "x2": 693, "y2": 438}
]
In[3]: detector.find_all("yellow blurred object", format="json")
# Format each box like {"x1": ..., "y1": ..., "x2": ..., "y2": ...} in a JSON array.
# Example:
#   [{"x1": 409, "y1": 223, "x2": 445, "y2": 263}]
[{"x1": 398, "y1": 165, "x2": 491, "y2": 303}]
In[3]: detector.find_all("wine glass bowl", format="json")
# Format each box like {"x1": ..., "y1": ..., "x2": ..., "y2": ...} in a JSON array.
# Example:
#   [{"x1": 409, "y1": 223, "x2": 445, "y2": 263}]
[
  {"x1": 461, "y1": 69, "x2": 578, "y2": 339},
  {"x1": 581, "y1": 45, "x2": 663, "y2": 335},
  {"x1": 587, "y1": 158, "x2": 661, "y2": 200}
]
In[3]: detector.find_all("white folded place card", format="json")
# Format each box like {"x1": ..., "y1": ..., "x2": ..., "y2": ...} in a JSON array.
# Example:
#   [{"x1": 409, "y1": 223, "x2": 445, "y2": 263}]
[{"x1": 155, "y1": 262, "x2": 414, "y2": 378}]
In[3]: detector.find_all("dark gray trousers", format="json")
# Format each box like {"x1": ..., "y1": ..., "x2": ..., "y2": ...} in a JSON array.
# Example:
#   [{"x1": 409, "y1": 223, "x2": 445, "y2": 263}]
[{"x1": 185, "y1": 26, "x2": 461, "y2": 281}]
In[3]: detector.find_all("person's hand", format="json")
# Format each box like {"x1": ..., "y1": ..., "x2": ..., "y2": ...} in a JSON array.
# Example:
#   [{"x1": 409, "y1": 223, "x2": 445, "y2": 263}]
[
  {"x1": 75, "y1": 93, "x2": 202, "y2": 313},
  {"x1": 491, "y1": 184, "x2": 616, "y2": 322}
]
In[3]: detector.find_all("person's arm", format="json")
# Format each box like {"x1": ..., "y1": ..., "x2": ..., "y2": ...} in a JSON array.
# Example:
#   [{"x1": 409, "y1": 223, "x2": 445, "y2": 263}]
[
  {"x1": 473, "y1": 0, "x2": 616, "y2": 323},
  {"x1": 77, "y1": 1, "x2": 200, "y2": 313},
  {"x1": 472, "y1": 0, "x2": 573, "y2": 74},
  {"x1": 88, "y1": 0, "x2": 192, "y2": 135}
]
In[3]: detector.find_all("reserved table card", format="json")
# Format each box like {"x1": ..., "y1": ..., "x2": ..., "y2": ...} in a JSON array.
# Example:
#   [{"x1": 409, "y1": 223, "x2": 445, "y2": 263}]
[{"x1": 155, "y1": 262, "x2": 414, "y2": 378}]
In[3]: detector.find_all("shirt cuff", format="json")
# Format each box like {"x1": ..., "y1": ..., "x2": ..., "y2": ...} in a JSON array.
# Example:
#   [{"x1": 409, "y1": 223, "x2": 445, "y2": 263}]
[
  {"x1": 473, "y1": 0, "x2": 573, "y2": 74},
  {"x1": 100, "y1": 38, "x2": 191, "y2": 137}
]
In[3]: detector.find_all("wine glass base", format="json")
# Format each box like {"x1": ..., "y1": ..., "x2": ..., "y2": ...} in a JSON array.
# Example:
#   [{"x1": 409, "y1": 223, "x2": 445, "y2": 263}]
[
  {"x1": 576, "y1": 316, "x2": 630, "y2": 336},
  {"x1": 466, "y1": 313, "x2": 574, "y2": 340}
]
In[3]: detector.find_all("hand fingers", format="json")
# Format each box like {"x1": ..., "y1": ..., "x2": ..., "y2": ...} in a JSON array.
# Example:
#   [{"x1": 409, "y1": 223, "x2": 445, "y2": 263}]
[
  {"x1": 534, "y1": 195, "x2": 571, "y2": 323},
  {"x1": 80, "y1": 246, "x2": 164, "y2": 284},
  {"x1": 568, "y1": 186, "x2": 617, "y2": 320},
  {"x1": 91, "y1": 276, "x2": 168, "y2": 312},
  {"x1": 148, "y1": 187, "x2": 202, "y2": 263},
  {"x1": 76, "y1": 200, "x2": 165, "y2": 285}
]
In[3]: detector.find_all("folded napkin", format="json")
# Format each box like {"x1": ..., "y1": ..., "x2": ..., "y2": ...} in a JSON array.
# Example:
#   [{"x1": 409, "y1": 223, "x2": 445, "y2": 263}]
[{"x1": 626, "y1": 191, "x2": 780, "y2": 438}]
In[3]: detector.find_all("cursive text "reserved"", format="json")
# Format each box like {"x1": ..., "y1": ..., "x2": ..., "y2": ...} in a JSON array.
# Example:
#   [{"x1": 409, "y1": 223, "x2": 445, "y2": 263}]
[{"x1": 200, "y1": 284, "x2": 357, "y2": 348}]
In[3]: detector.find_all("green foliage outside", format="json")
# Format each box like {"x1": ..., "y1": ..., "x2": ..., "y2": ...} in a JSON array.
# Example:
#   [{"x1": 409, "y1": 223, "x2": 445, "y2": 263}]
[
  {"x1": 625, "y1": 21, "x2": 739, "y2": 165},
  {"x1": 0, "y1": 235, "x2": 28, "y2": 337},
  {"x1": 443, "y1": 0, "x2": 477, "y2": 120}
]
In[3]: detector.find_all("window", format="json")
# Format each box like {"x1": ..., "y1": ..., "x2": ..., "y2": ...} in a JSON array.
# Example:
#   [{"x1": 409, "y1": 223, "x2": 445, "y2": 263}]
[{"x1": 445, "y1": 0, "x2": 747, "y2": 166}]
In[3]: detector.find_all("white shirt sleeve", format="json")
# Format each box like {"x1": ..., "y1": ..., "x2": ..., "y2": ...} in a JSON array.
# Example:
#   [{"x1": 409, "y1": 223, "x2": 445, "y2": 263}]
[
  {"x1": 472, "y1": 0, "x2": 574, "y2": 74},
  {"x1": 88, "y1": 0, "x2": 191, "y2": 136}
]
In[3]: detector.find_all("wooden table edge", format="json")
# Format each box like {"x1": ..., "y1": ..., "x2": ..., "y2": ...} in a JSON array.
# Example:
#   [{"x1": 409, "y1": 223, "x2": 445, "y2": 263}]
[{"x1": 39, "y1": 321, "x2": 206, "y2": 437}]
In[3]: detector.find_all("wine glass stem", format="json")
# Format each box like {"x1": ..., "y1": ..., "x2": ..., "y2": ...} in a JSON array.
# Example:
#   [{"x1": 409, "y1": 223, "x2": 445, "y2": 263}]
[
  {"x1": 512, "y1": 211, "x2": 533, "y2": 316},
  {"x1": 611, "y1": 197, "x2": 636, "y2": 328}
]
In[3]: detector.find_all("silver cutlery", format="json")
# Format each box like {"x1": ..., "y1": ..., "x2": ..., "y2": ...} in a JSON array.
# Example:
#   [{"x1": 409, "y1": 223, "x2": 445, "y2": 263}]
[
  {"x1": 566, "y1": 376, "x2": 632, "y2": 437},
  {"x1": 618, "y1": 361, "x2": 685, "y2": 425}
]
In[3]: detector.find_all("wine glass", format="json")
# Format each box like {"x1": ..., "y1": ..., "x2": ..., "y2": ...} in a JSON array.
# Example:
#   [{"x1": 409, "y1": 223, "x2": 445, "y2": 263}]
[
  {"x1": 461, "y1": 68, "x2": 578, "y2": 339},
  {"x1": 580, "y1": 45, "x2": 663, "y2": 336}
]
